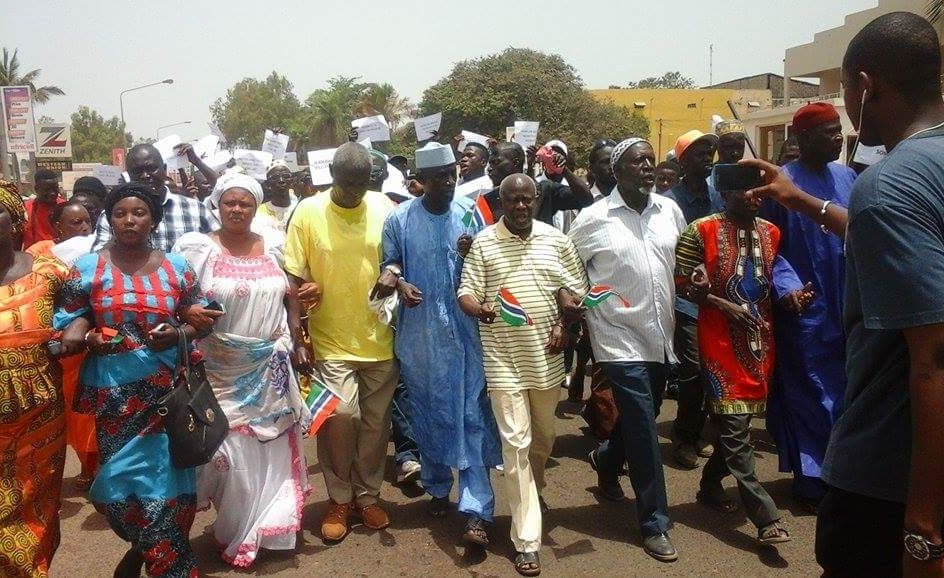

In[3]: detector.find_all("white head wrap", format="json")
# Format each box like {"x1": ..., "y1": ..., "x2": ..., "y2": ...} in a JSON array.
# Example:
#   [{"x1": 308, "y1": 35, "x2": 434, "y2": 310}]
[
  {"x1": 209, "y1": 170, "x2": 264, "y2": 209},
  {"x1": 610, "y1": 137, "x2": 650, "y2": 172}
]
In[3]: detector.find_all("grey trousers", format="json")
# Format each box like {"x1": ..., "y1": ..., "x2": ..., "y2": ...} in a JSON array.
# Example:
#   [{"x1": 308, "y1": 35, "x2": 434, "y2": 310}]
[
  {"x1": 672, "y1": 316, "x2": 707, "y2": 445},
  {"x1": 700, "y1": 412, "x2": 780, "y2": 529}
]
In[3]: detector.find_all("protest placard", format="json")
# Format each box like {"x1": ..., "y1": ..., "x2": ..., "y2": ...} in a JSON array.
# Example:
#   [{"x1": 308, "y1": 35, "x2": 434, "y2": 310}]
[
  {"x1": 512, "y1": 121, "x2": 539, "y2": 148},
  {"x1": 154, "y1": 134, "x2": 190, "y2": 172},
  {"x1": 283, "y1": 151, "x2": 299, "y2": 171},
  {"x1": 456, "y1": 130, "x2": 490, "y2": 152},
  {"x1": 262, "y1": 129, "x2": 290, "y2": 160},
  {"x1": 191, "y1": 135, "x2": 220, "y2": 162},
  {"x1": 1, "y1": 86, "x2": 37, "y2": 154},
  {"x1": 413, "y1": 112, "x2": 442, "y2": 141},
  {"x1": 92, "y1": 164, "x2": 123, "y2": 186},
  {"x1": 351, "y1": 115, "x2": 390, "y2": 142},
  {"x1": 233, "y1": 149, "x2": 272, "y2": 180},
  {"x1": 307, "y1": 149, "x2": 336, "y2": 186}
]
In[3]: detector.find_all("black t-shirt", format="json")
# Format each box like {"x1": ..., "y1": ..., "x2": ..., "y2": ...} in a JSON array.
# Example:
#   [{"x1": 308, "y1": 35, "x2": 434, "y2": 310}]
[
  {"x1": 483, "y1": 179, "x2": 592, "y2": 225},
  {"x1": 822, "y1": 128, "x2": 944, "y2": 503}
]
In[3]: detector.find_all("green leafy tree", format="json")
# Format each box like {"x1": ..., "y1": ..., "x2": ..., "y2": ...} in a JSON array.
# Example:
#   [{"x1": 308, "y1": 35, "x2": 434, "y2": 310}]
[
  {"x1": 70, "y1": 106, "x2": 131, "y2": 163},
  {"x1": 0, "y1": 48, "x2": 65, "y2": 103},
  {"x1": 625, "y1": 71, "x2": 696, "y2": 89},
  {"x1": 209, "y1": 71, "x2": 301, "y2": 148},
  {"x1": 420, "y1": 48, "x2": 648, "y2": 167}
]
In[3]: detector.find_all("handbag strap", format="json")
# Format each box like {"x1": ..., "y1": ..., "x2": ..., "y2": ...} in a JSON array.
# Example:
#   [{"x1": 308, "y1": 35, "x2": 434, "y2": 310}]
[{"x1": 174, "y1": 326, "x2": 193, "y2": 390}]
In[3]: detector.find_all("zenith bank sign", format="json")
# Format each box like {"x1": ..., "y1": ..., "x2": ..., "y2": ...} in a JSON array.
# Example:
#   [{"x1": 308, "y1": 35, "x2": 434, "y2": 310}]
[{"x1": 37, "y1": 123, "x2": 72, "y2": 158}]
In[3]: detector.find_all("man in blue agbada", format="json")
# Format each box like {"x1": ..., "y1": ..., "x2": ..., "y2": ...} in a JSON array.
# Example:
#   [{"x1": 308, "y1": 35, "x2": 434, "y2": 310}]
[
  {"x1": 761, "y1": 102, "x2": 854, "y2": 509},
  {"x1": 372, "y1": 141, "x2": 502, "y2": 548}
]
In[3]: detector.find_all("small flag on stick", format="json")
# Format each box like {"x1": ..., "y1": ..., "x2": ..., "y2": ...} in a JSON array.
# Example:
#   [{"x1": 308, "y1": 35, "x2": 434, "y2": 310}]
[
  {"x1": 496, "y1": 288, "x2": 533, "y2": 326},
  {"x1": 461, "y1": 194, "x2": 495, "y2": 228},
  {"x1": 583, "y1": 285, "x2": 630, "y2": 308},
  {"x1": 304, "y1": 373, "x2": 341, "y2": 436}
]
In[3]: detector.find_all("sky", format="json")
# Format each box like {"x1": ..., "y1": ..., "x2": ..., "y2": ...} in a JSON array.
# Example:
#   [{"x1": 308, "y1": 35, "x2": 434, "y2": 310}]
[{"x1": 2, "y1": 0, "x2": 878, "y2": 145}]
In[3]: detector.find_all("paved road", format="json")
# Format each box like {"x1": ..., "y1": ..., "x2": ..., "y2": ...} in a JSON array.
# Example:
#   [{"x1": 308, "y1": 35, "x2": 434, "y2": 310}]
[{"x1": 51, "y1": 392, "x2": 820, "y2": 577}]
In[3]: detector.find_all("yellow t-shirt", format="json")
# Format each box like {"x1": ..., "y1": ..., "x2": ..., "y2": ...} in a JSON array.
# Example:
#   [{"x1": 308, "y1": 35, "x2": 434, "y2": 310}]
[{"x1": 284, "y1": 190, "x2": 394, "y2": 361}]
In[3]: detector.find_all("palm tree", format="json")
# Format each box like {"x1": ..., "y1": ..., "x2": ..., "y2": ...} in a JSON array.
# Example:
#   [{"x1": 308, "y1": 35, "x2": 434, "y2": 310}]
[
  {"x1": 304, "y1": 76, "x2": 370, "y2": 146},
  {"x1": 359, "y1": 83, "x2": 415, "y2": 131},
  {"x1": 0, "y1": 48, "x2": 64, "y2": 103}
]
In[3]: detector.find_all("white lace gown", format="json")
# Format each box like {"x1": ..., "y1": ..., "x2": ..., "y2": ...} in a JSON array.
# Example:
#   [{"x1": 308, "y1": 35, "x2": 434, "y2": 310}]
[{"x1": 174, "y1": 231, "x2": 311, "y2": 568}]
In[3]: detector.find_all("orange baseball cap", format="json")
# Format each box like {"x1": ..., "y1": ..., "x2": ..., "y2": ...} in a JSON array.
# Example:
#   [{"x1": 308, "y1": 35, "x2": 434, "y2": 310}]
[{"x1": 673, "y1": 130, "x2": 720, "y2": 160}]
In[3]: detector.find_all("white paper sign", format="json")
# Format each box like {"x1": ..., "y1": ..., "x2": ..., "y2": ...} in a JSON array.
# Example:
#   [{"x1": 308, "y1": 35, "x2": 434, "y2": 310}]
[
  {"x1": 92, "y1": 164, "x2": 123, "y2": 186},
  {"x1": 456, "y1": 130, "x2": 490, "y2": 152},
  {"x1": 233, "y1": 149, "x2": 272, "y2": 180},
  {"x1": 505, "y1": 126, "x2": 515, "y2": 142},
  {"x1": 283, "y1": 151, "x2": 299, "y2": 172},
  {"x1": 357, "y1": 137, "x2": 372, "y2": 151},
  {"x1": 512, "y1": 121, "x2": 540, "y2": 148},
  {"x1": 306, "y1": 149, "x2": 336, "y2": 186},
  {"x1": 206, "y1": 150, "x2": 233, "y2": 172},
  {"x1": 262, "y1": 129, "x2": 290, "y2": 160},
  {"x1": 413, "y1": 112, "x2": 442, "y2": 141},
  {"x1": 191, "y1": 135, "x2": 220, "y2": 162},
  {"x1": 351, "y1": 115, "x2": 390, "y2": 142},
  {"x1": 154, "y1": 134, "x2": 190, "y2": 172},
  {"x1": 208, "y1": 122, "x2": 226, "y2": 143}
]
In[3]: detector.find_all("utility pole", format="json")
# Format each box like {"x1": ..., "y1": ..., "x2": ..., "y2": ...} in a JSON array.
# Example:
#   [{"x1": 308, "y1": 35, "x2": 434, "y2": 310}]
[{"x1": 709, "y1": 44, "x2": 714, "y2": 86}]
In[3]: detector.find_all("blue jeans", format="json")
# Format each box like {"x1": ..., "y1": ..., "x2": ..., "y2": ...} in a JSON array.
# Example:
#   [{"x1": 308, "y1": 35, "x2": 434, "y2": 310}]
[
  {"x1": 391, "y1": 380, "x2": 420, "y2": 465},
  {"x1": 422, "y1": 461, "x2": 495, "y2": 521},
  {"x1": 596, "y1": 361, "x2": 670, "y2": 537}
]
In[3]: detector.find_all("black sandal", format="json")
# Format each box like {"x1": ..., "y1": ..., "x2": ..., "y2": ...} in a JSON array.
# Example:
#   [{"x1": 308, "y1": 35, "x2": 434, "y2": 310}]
[
  {"x1": 463, "y1": 517, "x2": 489, "y2": 547},
  {"x1": 696, "y1": 488, "x2": 738, "y2": 514},
  {"x1": 514, "y1": 551, "x2": 540, "y2": 576}
]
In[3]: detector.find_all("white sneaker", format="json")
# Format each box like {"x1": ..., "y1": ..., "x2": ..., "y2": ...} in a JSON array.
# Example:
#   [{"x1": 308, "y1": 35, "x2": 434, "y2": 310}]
[{"x1": 396, "y1": 460, "x2": 421, "y2": 485}]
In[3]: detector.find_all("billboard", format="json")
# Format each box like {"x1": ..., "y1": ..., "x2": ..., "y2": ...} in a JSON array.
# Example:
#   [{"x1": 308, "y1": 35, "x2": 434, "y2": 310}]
[
  {"x1": 0, "y1": 86, "x2": 37, "y2": 154},
  {"x1": 36, "y1": 123, "x2": 71, "y2": 158}
]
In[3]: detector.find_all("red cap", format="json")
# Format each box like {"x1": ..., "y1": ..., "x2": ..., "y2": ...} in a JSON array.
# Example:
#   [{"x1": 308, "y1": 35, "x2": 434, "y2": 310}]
[{"x1": 792, "y1": 102, "x2": 840, "y2": 133}]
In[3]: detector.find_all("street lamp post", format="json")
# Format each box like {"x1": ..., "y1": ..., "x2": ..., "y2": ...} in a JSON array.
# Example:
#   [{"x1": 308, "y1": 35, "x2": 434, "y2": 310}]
[
  {"x1": 156, "y1": 120, "x2": 191, "y2": 140},
  {"x1": 119, "y1": 78, "x2": 174, "y2": 134}
]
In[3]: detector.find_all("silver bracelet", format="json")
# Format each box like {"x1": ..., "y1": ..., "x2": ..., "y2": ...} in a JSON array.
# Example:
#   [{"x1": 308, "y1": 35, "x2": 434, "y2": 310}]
[{"x1": 819, "y1": 200, "x2": 833, "y2": 233}]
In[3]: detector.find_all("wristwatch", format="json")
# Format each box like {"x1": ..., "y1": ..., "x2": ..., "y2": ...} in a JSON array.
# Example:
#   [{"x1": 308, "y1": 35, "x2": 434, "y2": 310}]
[{"x1": 904, "y1": 531, "x2": 944, "y2": 561}]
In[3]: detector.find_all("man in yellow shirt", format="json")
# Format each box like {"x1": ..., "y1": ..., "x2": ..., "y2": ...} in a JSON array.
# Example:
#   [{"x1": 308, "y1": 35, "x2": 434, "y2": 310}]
[{"x1": 285, "y1": 142, "x2": 397, "y2": 542}]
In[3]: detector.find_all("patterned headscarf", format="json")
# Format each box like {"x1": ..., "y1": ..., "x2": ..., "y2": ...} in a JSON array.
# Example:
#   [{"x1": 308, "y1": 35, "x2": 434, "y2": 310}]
[
  {"x1": 0, "y1": 180, "x2": 26, "y2": 236},
  {"x1": 610, "y1": 138, "x2": 650, "y2": 172}
]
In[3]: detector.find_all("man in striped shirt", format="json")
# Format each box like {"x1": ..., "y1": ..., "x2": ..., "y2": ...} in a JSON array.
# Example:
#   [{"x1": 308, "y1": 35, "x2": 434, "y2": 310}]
[
  {"x1": 569, "y1": 137, "x2": 686, "y2": 563},
  {"x1": 458, "y1": 174, "x2": 588, "y2": 577}
]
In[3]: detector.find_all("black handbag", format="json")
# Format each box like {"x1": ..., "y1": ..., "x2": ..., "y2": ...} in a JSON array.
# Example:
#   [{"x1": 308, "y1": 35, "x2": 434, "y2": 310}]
[{"x1": 156, "y1": 327, "x2": 228, "y2": 469}]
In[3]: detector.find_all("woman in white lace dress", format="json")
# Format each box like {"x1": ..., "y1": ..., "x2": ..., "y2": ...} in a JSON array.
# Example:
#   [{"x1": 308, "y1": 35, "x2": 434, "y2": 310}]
[{"x1": 174, "y1": 172, "x2": 311, "y2": 568}]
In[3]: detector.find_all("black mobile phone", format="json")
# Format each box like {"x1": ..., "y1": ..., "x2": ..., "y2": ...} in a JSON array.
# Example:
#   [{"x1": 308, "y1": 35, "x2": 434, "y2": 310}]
[
  {"x1": 47, "y1": 339, "x2": 63, "y2": 357},
  {"x1": 713, "y1": 163, "x2": 762, "y2": 193},
  {"x1": 206, "y1": 300, "x2": 225, "y2": 314}
]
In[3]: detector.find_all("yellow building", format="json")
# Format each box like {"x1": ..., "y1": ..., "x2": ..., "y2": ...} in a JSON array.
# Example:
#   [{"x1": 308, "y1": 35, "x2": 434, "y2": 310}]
[{"x1": 589, "y1": 88, "x2": 771, "y2": 160}]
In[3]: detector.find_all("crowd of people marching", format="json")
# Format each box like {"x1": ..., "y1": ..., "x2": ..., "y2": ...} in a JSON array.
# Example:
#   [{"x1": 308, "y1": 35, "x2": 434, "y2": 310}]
[{"x1": 1, "y1": 10, "x2": 943, "y2": 578}]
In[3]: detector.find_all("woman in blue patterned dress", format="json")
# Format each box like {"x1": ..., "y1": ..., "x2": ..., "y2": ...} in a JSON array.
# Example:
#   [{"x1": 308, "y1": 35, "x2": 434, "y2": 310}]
[{"x1": 55, "y1": 183, "x2": 209, "y2": 577}]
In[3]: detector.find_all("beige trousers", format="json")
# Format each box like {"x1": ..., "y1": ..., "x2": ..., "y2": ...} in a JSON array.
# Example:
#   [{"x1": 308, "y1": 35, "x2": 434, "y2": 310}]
[
  {"x1": 489, "y1": 387, "x2": 560, "y2": 553},
  {"x1": 316, "y1": 359, "x2": 399, "y2": 506}
]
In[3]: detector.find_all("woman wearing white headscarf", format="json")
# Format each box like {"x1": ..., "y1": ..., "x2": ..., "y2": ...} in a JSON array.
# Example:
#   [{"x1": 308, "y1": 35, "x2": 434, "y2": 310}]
[{"x1": 173, "y1": 172, "x2": 312, "y2": 568}]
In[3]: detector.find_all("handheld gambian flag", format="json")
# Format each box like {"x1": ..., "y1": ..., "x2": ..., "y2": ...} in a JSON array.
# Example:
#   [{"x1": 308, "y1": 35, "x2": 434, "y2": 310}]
[
  {"x1": 304, "y1": 373, "x2": 341, "y2": 436},
  {"x1": 461, "y1": 194, "x2": 495, "y2": 229},
  {"x1": 496, "y1": 288, "x2": 533, "y2": 326},
  {"x1": 583, "y1": 285, "x2": 630, "y2": 308}
]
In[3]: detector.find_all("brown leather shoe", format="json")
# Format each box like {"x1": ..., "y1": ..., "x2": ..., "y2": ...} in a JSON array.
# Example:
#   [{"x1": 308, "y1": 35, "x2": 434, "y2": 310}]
[
  {"x1": 355, "y1": 503, "x2": 390, "y2": 530},
  {"x1": 321, "y1": 502, "x2": 353, "y2": 542}
]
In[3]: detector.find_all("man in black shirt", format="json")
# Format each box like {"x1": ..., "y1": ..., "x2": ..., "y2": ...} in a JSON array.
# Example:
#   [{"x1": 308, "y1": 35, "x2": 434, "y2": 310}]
[{"x1": 482, "y1": 142, "x2": 592, "y2": 225}]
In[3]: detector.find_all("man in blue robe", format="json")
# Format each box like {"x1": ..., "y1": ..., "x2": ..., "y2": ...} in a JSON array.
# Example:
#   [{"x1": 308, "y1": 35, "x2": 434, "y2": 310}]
[
  {"x1": 763, "y1": 102, "x2": 855, "y2": 507},
  {"x1": 373, "y1": 141, "x2": 502, "y2": 547}
]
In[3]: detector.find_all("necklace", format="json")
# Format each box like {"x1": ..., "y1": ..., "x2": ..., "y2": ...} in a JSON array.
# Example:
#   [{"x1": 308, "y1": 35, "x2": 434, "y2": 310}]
[{"x1": 903, "y1": 119, "x2": 944, "y2": 141}]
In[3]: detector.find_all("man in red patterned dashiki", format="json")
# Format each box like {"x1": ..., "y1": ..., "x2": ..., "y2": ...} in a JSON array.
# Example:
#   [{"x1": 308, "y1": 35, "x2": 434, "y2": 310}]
[{"x1": 674, "y1": 180, "x2": 813, "y2": 547}]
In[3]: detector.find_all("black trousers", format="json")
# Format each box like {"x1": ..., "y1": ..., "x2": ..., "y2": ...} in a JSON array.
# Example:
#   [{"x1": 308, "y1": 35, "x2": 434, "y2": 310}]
[
  {"x1": 701, "y1": 413, "x2": 780, "y2": 528},
  {"x1": 672, "y1": 316, "x2": 706, "y2": 444},
  {"x1": 815, "y1": 486, "x2": 904, "y2": 577}
]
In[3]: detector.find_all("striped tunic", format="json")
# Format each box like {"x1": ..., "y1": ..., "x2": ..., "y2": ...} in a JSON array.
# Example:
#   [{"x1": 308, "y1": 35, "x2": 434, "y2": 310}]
[{"x1": 458, "y1": 218, "x2": 588, "y2": 391}]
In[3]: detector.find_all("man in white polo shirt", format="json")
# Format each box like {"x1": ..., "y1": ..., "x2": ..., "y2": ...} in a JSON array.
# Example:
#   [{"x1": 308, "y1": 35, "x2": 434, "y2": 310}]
[
  {"x1": 458, "y1": 173, "x2": 587, "y2": 576},
  {"x1": 569, "y1": 137, "x2": 686, "y2": 563}
]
